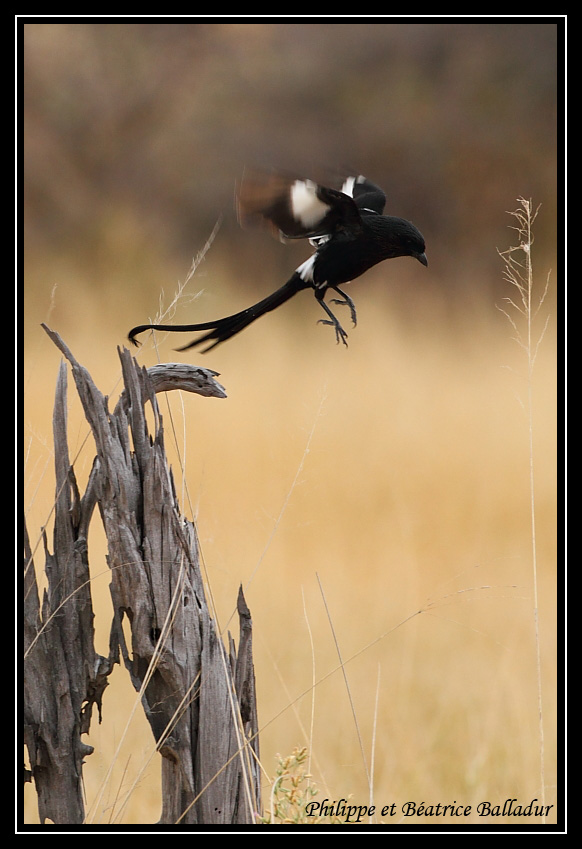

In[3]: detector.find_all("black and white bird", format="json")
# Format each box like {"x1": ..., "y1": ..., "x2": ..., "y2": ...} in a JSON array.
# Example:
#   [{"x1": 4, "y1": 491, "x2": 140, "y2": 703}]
[{"x1": 128, "y1": 170, "x2": 427, "y2": 352}]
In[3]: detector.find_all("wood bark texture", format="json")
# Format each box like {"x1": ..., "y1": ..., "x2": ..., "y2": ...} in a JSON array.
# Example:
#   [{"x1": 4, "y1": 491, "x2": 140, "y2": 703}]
[{"x1": 24, "y1": 328, "x2": 260, "y2": 825}]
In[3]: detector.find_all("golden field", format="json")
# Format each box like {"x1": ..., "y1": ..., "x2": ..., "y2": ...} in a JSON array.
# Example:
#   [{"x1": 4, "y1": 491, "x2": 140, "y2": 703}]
[{"x1": 23, "y1": 237, "x2": 558, "y2": 826}]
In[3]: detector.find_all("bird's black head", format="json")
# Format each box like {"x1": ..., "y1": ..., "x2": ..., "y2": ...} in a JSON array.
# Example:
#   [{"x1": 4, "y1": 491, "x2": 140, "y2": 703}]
[
  {"x1": 393, "y1": 217, "x2": 427, "y2": 266},
  {"x1": 365, "y1": 214, "x2": 427, "y2": 266}
]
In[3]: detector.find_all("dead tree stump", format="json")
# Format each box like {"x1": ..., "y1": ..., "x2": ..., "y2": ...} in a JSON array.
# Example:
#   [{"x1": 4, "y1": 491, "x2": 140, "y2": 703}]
[
  {"x1": 24, "y1": 327, "x2": 261, "y2": 825},
  {"x1": 23, "y1": 360, "x2": 110, "y2": 825}
]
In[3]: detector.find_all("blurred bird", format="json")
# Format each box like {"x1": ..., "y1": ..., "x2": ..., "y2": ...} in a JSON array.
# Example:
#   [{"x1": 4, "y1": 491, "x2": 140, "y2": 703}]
[{"x1": 128, "y1": 170, "x2": 427, "y2": 352}]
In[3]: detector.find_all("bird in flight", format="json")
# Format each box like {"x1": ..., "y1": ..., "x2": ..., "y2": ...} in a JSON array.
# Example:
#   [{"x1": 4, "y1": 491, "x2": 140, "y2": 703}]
[{"x1": 128, "y1": 170, "x2": 427, "y2": 352}]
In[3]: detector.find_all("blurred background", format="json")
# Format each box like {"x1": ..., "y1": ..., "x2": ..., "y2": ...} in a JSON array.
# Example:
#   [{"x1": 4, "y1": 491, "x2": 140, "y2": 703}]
[{"x1": 23, "y1": 21, "x2": 559, "y2": 826}]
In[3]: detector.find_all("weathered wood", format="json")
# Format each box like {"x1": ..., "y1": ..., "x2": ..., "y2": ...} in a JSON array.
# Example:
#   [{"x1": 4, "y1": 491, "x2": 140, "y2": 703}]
[
  {"x1": 120, "y1": 361, "x2": 227, "y2": 400},
  {"x1": 23, "y1": 362, "x2": 110, "y2": 825},
  {"x1": 24, "y1": 326, "x2": 261, "y2": 825}
]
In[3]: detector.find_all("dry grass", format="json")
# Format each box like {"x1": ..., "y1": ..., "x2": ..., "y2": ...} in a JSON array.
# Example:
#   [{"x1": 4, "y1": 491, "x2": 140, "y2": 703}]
[{"x1": 23, "y1": 235, "x2": 557, "y2": 825}]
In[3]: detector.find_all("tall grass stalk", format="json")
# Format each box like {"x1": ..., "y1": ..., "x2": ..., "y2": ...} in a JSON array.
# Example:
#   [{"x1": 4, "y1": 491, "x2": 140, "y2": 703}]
[
  {"x1": 301, "y1": 587, "x2": 317, "y2": 786},
  {"x1": 148, "y1": 216, "x2": 222, "y2": 342},
  {"x1": 369, "y1": 664, "x2": 381, "y2": 824},
  {"x1": 316, "y1": 573, "x2": 372, "y2": 796},
  {"x1": 497, "y1": 197, "x2": 550, "y2": 818}
]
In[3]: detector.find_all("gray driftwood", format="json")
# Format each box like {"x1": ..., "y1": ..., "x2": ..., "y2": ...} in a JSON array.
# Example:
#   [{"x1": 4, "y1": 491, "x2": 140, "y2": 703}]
[
  {"x1": 24, "y1": 327, "x2": 261, "y2": 825},
  {"x1": 23, "y1": 361, "x2": 110, "y2": 825}
]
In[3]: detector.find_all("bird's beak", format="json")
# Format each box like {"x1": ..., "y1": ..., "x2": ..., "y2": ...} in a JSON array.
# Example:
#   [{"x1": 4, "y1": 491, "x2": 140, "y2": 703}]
[{"x1": 415, "y1": 252, "x2": 428, "y2": 267}]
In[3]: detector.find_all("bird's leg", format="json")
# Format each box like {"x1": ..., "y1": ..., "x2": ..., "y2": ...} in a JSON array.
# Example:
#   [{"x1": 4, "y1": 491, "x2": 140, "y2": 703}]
[
  {"x1": 314, "y1": 290, "x2": 349, "y2": 346},
  {"x1": 329, "y1": 285, "x2": 357, "y2": 326}
]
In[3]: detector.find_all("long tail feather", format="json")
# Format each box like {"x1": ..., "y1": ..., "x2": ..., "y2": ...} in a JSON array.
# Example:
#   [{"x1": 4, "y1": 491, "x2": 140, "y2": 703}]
[{"x1": 128, "y1": 275, "x2": 308, "y2": 353}]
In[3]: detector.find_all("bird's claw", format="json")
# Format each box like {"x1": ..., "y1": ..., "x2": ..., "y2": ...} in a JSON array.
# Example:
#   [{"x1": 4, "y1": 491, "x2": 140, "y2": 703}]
[
  {"x1": 317, "y1": 319, "x2": 349, "y2": 347},
  {"x1": 329, "y1": 298, "x2": 358, "y2": 327}
]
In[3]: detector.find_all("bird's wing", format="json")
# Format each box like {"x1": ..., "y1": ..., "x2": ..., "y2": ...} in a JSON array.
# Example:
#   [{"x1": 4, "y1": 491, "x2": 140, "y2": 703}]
[
  {"x1": 237, "y1": 169, "x2": 364, "y2": 242},
  {"x1": 341, "y1": 175, "x2": 387, "y2": 215}
]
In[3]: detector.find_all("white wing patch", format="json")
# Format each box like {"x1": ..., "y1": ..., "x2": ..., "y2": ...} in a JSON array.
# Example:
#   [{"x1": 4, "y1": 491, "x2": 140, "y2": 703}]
[
  {"x1": 341, "y1": 176, "x2": 356, "y2": 197},
  {"x1": 341, "y1": 175, "x2": 379, "y2": 214},
  {"x1": 296, "y1": 254, "x2": 316, "y2": 283},
  {"x1": 290, "y1": 180, "x2": 330, "y2": 230}
]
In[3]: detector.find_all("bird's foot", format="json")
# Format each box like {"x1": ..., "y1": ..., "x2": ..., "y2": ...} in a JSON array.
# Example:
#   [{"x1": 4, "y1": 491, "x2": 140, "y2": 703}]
[
  {"x1": 329, "y1": 298, "x2": 358, "y2": 327},
  {"x1": 318, "y1": 318, "x2": 349, "y2": 347},
  {"x1": 330, "y1": 287, "x2": 358, "y2": 326}
]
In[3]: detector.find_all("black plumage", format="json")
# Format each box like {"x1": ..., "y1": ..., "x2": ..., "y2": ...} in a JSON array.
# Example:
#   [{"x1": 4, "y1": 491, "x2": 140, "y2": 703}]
[{"x1": 128, "y1": 171, "x2": 427, "y2": 352}]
